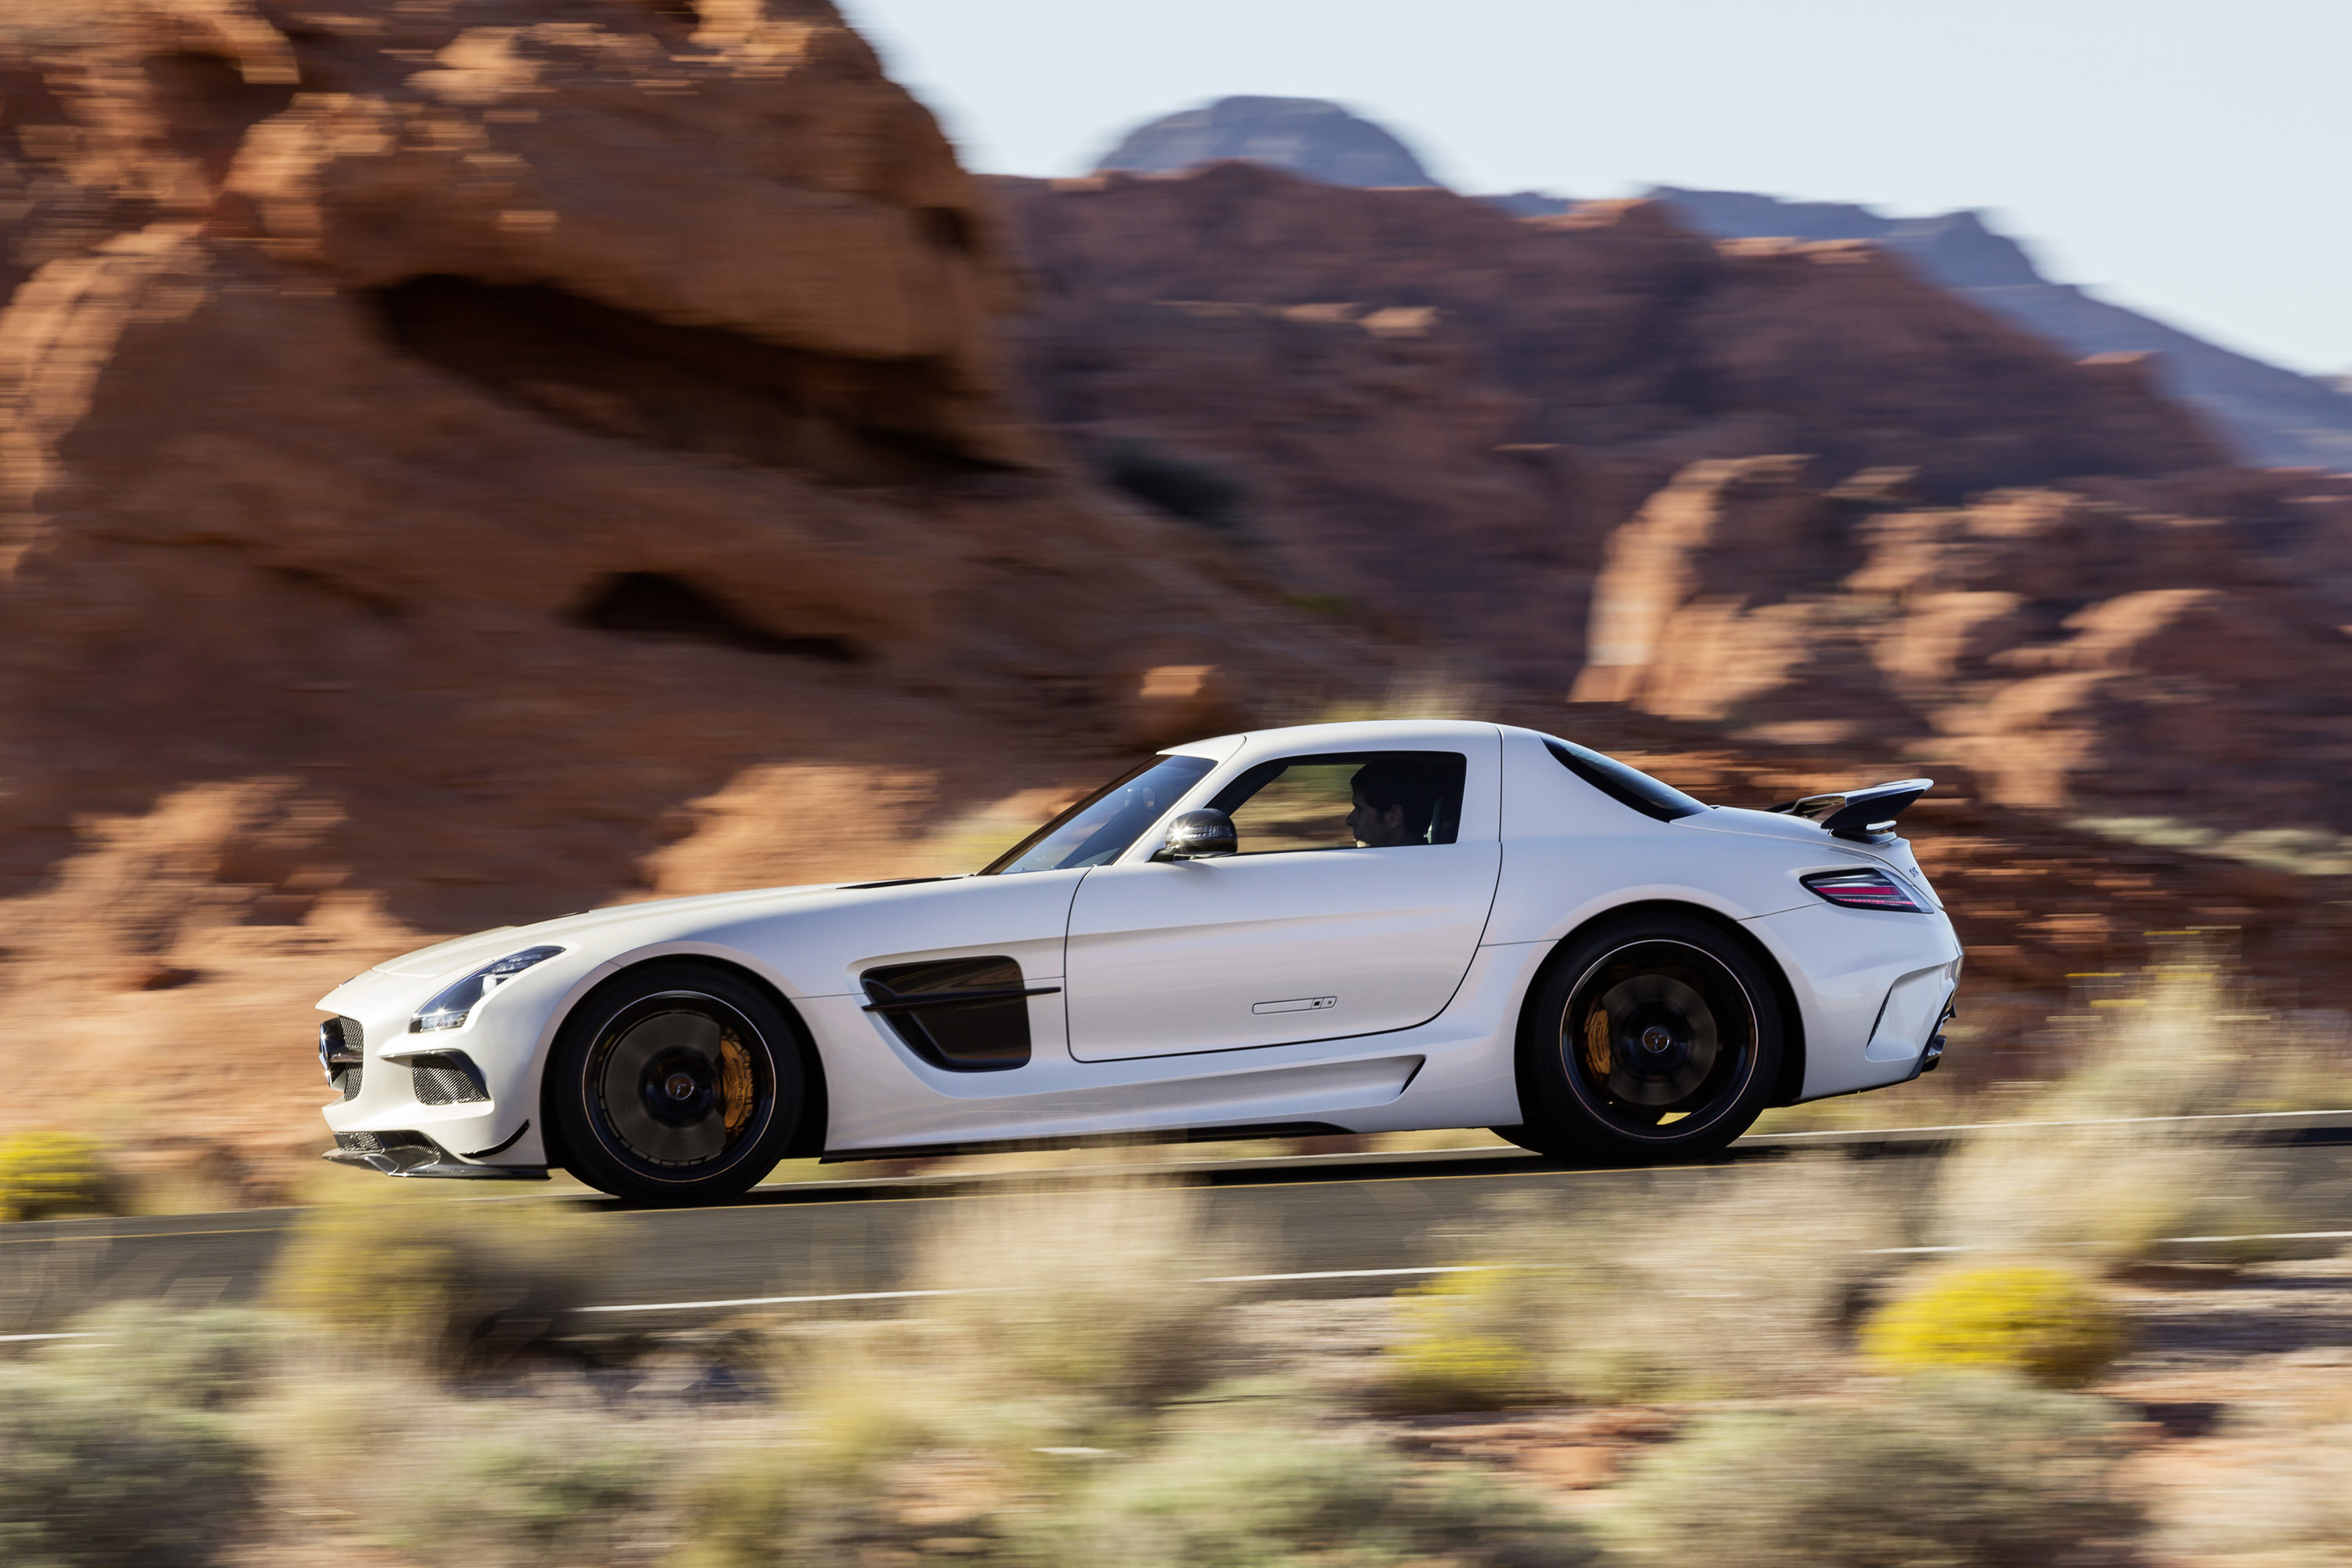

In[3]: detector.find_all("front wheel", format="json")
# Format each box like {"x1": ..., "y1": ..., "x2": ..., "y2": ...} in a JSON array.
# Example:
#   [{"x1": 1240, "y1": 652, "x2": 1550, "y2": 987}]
[
  {"x1": 1501, "y1": 911, "x2": 1784, "y2": 1163},
  {"x1": 547, "y1": 962, "x2": 802, "y2": 1204}
]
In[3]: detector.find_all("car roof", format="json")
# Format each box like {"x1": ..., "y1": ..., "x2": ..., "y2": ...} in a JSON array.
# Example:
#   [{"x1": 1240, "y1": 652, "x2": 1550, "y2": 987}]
[{"x1": 1172, "y1": 718, "x2": 1506, "y2": 757}]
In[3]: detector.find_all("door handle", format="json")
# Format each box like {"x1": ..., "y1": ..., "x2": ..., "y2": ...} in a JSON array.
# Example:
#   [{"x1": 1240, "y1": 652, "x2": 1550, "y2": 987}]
[{"x1": 1250, "y1": 996, "x2": 1338, "y2": 1014}]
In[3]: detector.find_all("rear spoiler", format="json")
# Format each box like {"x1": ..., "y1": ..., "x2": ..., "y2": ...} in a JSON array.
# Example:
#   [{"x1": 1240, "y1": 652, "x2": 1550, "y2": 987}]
[{"x1": 1763, "y1": 778, "x2": 1933, "y2": 841}]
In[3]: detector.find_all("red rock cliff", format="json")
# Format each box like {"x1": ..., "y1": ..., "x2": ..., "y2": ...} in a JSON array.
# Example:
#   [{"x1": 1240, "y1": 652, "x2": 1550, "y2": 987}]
[{"x1": 0, "y1": 1, "x2": 1350, "y2": 1182}]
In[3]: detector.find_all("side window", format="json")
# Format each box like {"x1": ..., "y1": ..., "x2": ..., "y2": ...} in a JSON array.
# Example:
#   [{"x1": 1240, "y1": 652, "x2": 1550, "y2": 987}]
[
  {"x1": 1544, "y1": 739, "x2": 1707, "y2": 822},
  {"x1": 1210, "y1": 751, "x2": 1467, "y2": 854}
]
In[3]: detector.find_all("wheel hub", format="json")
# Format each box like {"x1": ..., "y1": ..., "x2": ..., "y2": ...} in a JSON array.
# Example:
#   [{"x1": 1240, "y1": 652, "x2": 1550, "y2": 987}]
[
  {"x1": 583, "y1": 992, "x2": 775, "y2": 1179},
  {"x1": 637, "y1": 1045, "x2": 717, "y2": 1127},
  {"x1": 1561, "y1": 940, "x2": 1758, "y2": 1134}
]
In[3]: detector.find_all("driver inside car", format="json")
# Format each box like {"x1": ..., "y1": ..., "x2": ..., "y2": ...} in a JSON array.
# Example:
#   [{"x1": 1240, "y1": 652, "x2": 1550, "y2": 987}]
[{"x1": 1346, "y1": 756, "x2": 1449, "y2": 848}]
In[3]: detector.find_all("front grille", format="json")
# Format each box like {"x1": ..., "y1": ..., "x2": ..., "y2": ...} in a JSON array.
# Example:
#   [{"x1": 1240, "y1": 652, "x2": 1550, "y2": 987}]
[
  {"x1": 334, "y1": 1062, "x2": 364, "y2": 1101},
  {"x1": 335, "y1": 1130, "x2": 387, "y2": 1154},
  {"x1": 411, "y1": 1051, "x2": 489, "y2": 1105}
]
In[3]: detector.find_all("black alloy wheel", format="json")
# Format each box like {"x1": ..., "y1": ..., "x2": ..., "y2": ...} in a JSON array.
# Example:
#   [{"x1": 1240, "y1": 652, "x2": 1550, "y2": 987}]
[
  {"x1": 547, "y1": 962, "x2": 803, "y2": 1204},
  {"x1": 1499, "y1": 910, "x2": 1784, "y2": 1163}
]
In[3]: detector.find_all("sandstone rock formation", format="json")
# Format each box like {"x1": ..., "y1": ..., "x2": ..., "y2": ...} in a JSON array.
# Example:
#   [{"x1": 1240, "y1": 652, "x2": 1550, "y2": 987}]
[
  {"x1": 998, "y1": 161, "x2": 2352, "y2": 1027},
  {"x1": 996, "y1": 162, "x2": 2227, "y2": 697},
  {"x1": 1093, "y1": 96, "x2": 1438, "y2": 189},
  {"x1": 0, "y1": 0, "x2": 1354, "y2": 1184},
  {"x1": 1573, "y1": 456, "x2": 2352, "y2": 832},
  {"x1": 1650, "y1": 187, "x2": 2352, "y2": 474},
  {"x1": 0, "y1": 13, "x2": 2339, "y2": 1193},
  {"x1": 1157, "y1": 96, "x2": 2352, "y2": 472}
]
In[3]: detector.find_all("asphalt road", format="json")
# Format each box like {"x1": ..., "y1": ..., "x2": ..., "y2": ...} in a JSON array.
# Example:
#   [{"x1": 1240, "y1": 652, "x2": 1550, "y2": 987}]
[{"x1": 9, "y1": 1113, "x2": 2352, "y2": 1335}]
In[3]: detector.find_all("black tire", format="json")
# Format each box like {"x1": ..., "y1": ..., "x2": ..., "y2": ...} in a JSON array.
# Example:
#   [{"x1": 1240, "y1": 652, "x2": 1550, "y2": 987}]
[
  {"x1": 1501, "y1": 910, "x2": 1783, "y2": 1163},
  {"x1": 547, "y1": 962, "x2": 804, "y2": 1204}
]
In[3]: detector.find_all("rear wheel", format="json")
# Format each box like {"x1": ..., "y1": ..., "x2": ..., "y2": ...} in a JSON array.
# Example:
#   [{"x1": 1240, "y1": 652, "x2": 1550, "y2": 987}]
[
  {"x1": 1499, "y1": 911, "x2": 1783, "y2": 1163},
  {"x1": 548, "y1": 963, "x2": 802, "y2": 1204}
]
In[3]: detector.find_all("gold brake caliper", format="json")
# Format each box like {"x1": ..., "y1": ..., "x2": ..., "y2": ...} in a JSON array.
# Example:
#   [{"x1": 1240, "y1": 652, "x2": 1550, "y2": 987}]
[
  {"x1": 1581, "y1": 1006, "x2": 1613, "y2": 1079},
  {"x1": 718, "y1": 1030, "x2": 755, "y2": 1136}
]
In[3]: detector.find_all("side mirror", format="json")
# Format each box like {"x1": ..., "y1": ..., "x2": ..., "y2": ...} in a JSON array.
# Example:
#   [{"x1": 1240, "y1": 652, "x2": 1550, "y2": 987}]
[{"x1": 1156, "y1": 809, "x2": 1237, "y2": 861}]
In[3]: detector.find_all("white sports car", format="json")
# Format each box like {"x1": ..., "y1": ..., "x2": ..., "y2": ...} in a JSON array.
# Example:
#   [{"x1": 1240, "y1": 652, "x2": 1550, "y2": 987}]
[{"x1": 316, "y1": 720, "x2": 1960, "y2": 1202}]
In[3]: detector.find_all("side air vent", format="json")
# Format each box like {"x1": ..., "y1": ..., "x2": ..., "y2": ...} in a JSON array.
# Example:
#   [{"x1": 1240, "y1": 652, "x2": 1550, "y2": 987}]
[
  {"x1": 860, "y1": 955, "x2": 1058, "y2": 1072},
  {"x1": 411, "y1": 1051, "x2": 491, "y2": 1105}
]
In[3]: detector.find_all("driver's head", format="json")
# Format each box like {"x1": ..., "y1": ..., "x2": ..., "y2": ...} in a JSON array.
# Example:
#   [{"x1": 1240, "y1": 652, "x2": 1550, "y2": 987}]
[{"x1": 1348, "y1": 757, "x2": 1442, "y2": 848}]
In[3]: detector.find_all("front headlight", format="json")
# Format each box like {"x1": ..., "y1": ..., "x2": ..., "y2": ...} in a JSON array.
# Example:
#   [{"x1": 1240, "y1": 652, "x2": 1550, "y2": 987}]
[{"x1": 409, "y1": 946, "x2": 564, "y2": 1033}]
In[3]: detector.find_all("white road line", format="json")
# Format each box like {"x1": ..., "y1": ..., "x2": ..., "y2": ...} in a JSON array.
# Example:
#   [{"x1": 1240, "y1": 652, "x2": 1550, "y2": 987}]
[
  {"x1": 582, "y1": 1264, "x2": 1496, "y2": 1315},
  {"x1": 1873, "y1": 1229, "x2": 2352, "y2": 1255},
  {"x1": 0, "y1": 1331, "x2": 99, "y2": 1342},
  {"x1": 1759, "y1": 1108, "x2": 2352, "y2": 1140},
  {"x1": 2164, "y1": 1229, "x2": 2352, "y2": 1244},
  {"x1": 1203, "y1": 1265, "x2": 1493, "y2": 1284},
  {"x1": 579, "y1": 1286, "x2": 1011, "y2": 1314},
  {"x1": 586, "y1": 1229, "x2": 2352, "y2": 1316}
]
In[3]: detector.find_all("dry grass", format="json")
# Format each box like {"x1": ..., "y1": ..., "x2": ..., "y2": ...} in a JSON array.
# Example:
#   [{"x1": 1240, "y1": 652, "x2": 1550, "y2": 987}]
[
  {"x1": 1929, "y1": 955, "x2": 2304, "y2": 1269},
  {"x1": 1762, "y1": 943, "x2": 2352, "y2": 1134},
  {"x1": 2150, "y1": 1408, "x2": 2352, "y2": 1566},
  {"x1": 1370, "y1": 1156, "x2": 1907, "y2": 1408},
  {"x1": 897, "y1": 1178, "x2": 1250, "y2": 1404},
  {"x1": 259, "y1": 1363, "x2": 711, "y2": 1568},
  {"x1": 9, "y1": 1022, "x2": 2346, "y2": 1568},
  {"x1": 1603, "y1": 1373, "x2": 2145, "y2": 1568},
  {"x1": 265, "y1": 1186, "x2": 615, "y2": 1370},
  {"x1": 0, "y1": 1309, "x2": 270, "y2": 1566},
  {"x1": 1013, "y1": 1417, "x2": 1602, "y2": 1568}
]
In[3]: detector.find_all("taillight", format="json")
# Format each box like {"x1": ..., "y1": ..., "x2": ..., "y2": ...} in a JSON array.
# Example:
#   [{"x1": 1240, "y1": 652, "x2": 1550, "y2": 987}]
[{"x1": 1802, "y1": 867, "x2": 1929, "y2": 913}]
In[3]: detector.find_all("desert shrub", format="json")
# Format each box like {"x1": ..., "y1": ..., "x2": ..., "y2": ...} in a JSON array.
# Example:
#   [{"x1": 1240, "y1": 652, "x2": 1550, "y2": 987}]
[
  {"x1": 1936, "y1": 1126, "x2": 2287, "y2": 1269},
  {"x1": 36, "y1": 1303, "x2": 278, "y2": 1406},
  {"x1": 0, "y1": 1132, "x2": 117, "y2": 1221},
  {"x1": 1013, "y1": 1423, "x2": 1602, "y2": 1568},
  {"x1": 1864, "y1": 1262, "x2": 2129, "y2": 1388},
  {"x1": 667, "y1": 1446, "x2": 807, "y2": 1568},
  {"x1": 904, "y1": 1180, "x2": 1245, "y2": 1407},
  {"x1": 673, "y1": 1428, "x2": 1027, "y2": 1568},
  {"x1": 1610, "y1": 1373, "x2": 2144, "y2": 1567},
  {"x1": 263, "y1": 1367, "x2": 679, "y2": 1568},
  {"x1": 267, "y1": 1189, "x2": 612, "y2": 1370},
  {"x1": 2031, "y1": 939, "x2": 2301, "y2": 1123},
  {"x1": 0, "y1": 1366, "x2": 257, "y2": 1567},
  {"x1": 1374, "y1": 1269, "x2": 1542, "y2": 1412},
  {"x1": 1425, "y1": 1157, "x2": 1905, "y2": 1406},
  {"x1": 368, "y1": 1414, "x2": 659, "y2": 1568},
  {"x1": 1930, "y1": 953, "x2": 2299, "y2": 1267},
  {"x1": 677, "y1": 1178, "x2": 1248, "y2": 1520},
  {"x1": 2148, "y1": 1410, "x2": 2352, "y2": 1563}
]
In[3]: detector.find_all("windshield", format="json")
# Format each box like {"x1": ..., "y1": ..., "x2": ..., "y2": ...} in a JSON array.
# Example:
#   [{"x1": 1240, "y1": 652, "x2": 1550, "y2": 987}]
[{"x1": 982, "y1": 753, "x2": 1217, "y2": 875}]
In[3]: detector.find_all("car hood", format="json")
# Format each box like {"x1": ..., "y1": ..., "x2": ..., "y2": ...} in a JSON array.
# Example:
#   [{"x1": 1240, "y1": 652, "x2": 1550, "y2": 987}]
[{"x1": 368, "y1": 880, "x2": 897, "y2": 979}]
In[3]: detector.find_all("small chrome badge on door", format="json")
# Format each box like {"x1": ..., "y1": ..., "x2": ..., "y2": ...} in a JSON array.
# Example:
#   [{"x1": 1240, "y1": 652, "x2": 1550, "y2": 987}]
[{"x1": 1251, "y1": 996, "x2": 1338, "y2": 1014}]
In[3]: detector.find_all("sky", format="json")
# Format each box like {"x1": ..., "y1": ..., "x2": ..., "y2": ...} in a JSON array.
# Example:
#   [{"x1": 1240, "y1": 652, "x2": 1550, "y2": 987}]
[{"x1": 839, "y1": 0, "x2": 2351, "y2": 378}]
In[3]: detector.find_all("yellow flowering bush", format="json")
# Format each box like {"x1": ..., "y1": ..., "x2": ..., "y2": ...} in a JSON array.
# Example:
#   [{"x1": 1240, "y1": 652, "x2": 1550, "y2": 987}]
[
  {"x1": 1374, "y1": 1269, "x2": 1541, "y2": 1411},
  {"x1": 1864, "y1": 1263, "x2": 2128, "y2": 1388},
  {"x1": 0, "y1": 1131, "x2": 116, "y2": 1222}
]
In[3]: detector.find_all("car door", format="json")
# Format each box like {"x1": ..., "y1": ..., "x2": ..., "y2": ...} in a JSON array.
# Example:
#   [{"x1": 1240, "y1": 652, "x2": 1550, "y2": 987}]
[{"x1": 1063, "y1": 742, "x2": 1502, "y2": 1061}]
